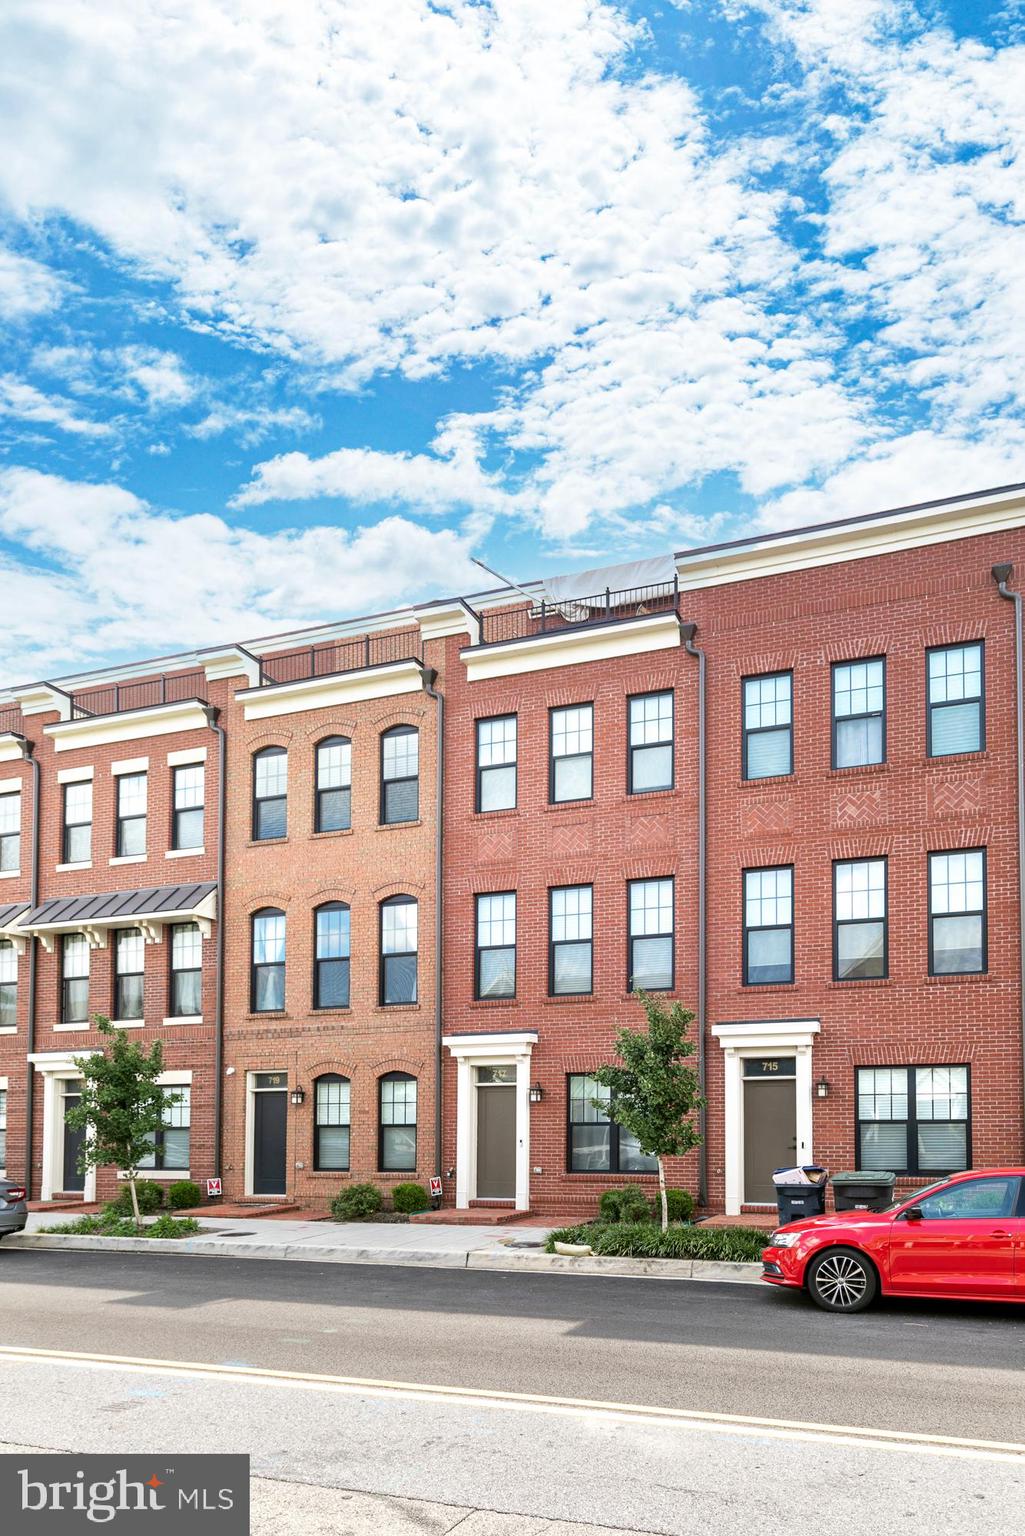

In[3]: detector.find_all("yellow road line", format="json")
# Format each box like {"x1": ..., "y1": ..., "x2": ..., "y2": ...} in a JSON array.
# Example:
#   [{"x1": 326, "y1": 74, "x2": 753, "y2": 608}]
[{"x1": 1, "y1": 1343, "x2": 1022, "y2": 1463}]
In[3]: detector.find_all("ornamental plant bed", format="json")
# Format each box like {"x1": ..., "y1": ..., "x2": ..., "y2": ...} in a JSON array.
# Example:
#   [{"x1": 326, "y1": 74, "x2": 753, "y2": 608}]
[
  {"x1": 39, "y1": 1213, "x2": 202, "y2": 1240},
  {"x1": 543, "y1": 1222, "x2": 767, "y2": 1263}
]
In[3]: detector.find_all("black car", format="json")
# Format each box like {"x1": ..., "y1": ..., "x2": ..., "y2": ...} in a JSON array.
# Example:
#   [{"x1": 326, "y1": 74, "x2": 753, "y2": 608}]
[{"x1": 0, "y1": 1178, "x2": 28, "y2": 1239}]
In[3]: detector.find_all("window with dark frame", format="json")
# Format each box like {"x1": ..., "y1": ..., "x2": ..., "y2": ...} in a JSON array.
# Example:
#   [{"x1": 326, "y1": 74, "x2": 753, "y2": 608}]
[
  {"x1": 314, "y1": 1074, "x2": 351, "y2": 1171},
  {"x1": 380, "y1": 726, "x2": 419, "y2": 824},
  {"x1": 628, "y1": 878, "x2": 674, "y2": 991},
  {"x1": 251, "y1": 908, "x2": 286, "y2": 1012},
  {"x1": 742, "y1": 673, "x2": 792, "y2": 779},
  {"x1": 314, "y1": 902, "x2": 351, "y2": 1008},
  {"x1": 116, "y1": 771, "x2": 147, "y2": 857},
  {"x1": 549, "y1": 885, "x2": 592, "y2": 995},
  {"x1": 628, "y1": 692, "x2": 673, "y2": 793},
  {"x1": 380, "y1": 895, "x2": 417, "y2": 1004},
  {"x1": 172, "y1": 765, "x2": 204, "y2": 850},
  {"x1": 316, "y1": 737, "x2": 352, "y2": 832},
  {"x1": 927, "y1": 642, "x2": 984, "y2": 756},
  {"x1": 0, "y1": 791, "x2": 20, "y2": 872},
  {"x1": 170, "y1": 923, "x2": 202, "y2": 1017},
  {"x1": 61, "y1": 933, "x2": 89, "y2": 1024},
  {"x1": 567, "y1": 1074, "x2": 657, "y2": 1173},
  {"x1": 929, "y1": 849, "x2": 986, "y2": 974},
  {"x1": 743, "y1": 866, "x2": 793, "y2": 984},
  {"x1": 138, "y1": 1085, "x2": 190, "y2": 1172},
  {"x1": 62, "y1": 781, "x2": 92, "y2": 864},
  {"x1": 833, "y1": 858, "x2": 887, "y2": 980},
  {"x1": 550, "y1": 704, "x2": 593, "y2": 803},
  {"x1": 252, "y1": 747, "x2": 288, "y2": 840},
  {"x1": 379, "y1": 1071, "x2": 417, "y2": 1171},
  {"x1": 476, "y1": 716, "x2": 517, "y2": 812},
  {"x1": 832, "y1": 659, "x2": 885, "y2": 768},
  {"x1": 0, "y1": 940, "x2": 16, "y2": 1028},
  {"x1": 475, "y1": 892, "x2": 516, "y2": 998},
  {"x1": 856, "y1": 1065, "x2": 970, "y2": 1175},
  {"x1": 114, "y1": 928, "x2": 144, "y2": 1020}
]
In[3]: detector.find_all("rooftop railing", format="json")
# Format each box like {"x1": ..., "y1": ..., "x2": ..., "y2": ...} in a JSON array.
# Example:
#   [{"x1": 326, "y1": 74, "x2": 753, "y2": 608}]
[
  {"x1": 477, "y1": 578, "x2": 680, "y2": 647},
  {"x1": 70, "y1": 671, "x2": 207, "y2": 719},
  {"x1": 259, "y1": 629, "x2": 422, "y2": 685}
]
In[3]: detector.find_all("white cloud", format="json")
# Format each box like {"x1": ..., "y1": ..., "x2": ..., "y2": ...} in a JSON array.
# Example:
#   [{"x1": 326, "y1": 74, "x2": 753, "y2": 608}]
[
  {"x1": 0, "y1": 375, "x2": 110, "y2": 436},
  {"x1": 189, "y1": 403, "x2": 320, "y2": 445},
  {"x1": 117, "y1": 346, "x2": 195, "y2": 406},
  {"x1": 0, "y1": 246, "x2": 63, "y2": 319},
  {"x1": 0, "y1": 466, "x2": 482, "y2": 680}
]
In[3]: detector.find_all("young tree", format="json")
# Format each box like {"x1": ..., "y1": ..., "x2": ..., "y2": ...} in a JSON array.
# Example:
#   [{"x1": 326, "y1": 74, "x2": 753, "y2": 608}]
[
  {"x1": 67, "y1": 1015, "x2": 178, "y2": 1231},
  {"x1": 592, "y1": 992, "x2": 705, "y2": 1232}
]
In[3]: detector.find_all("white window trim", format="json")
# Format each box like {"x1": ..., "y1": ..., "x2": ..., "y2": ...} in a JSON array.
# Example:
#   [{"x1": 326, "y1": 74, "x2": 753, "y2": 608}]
[
  {"x1": 110, "y1": 854, "x2": 148, "y2": 866},
  {"x1": 165, "y1": 847, "x2": 205, "y2": 859},
  {"x1": 0, "y1": 869, "x2": 20, "y2": 881},
  {"x1": 162, "y1": 1014, "x2": 203, "y2": 1026},
  {"x1": 111, "y1": 757, "x2": 149, "y2": 776},
  {"x1": 167, "y1": 746, "x2": 207, "y2": 766},
  {"x1": 57, "y1": 766, "x2": 94, "y2": 785},
  {"x1": 56, "y1": 861, "x2": 92, "y2": 873}
]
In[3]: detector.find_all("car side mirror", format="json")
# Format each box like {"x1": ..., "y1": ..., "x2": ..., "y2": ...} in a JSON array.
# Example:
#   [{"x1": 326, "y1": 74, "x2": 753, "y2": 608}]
[{"x1": 903, "y1": 1206, "x2": 924, "y2": 1222}]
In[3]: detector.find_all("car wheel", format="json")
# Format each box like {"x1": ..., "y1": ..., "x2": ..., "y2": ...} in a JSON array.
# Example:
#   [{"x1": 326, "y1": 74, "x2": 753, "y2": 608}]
[{"x1": 806, "y1": 1247, "x2": 877, "y2": 1313}]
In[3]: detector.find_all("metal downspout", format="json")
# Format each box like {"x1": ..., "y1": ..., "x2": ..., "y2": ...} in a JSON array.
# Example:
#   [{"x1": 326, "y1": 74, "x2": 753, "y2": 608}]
[
  {"x1": 681, "y1": 624, "x2": 708, "y2": 1208},
  {"x1": 422, "y1": 669, "x2": 445, "y2": 1189},
  {"x1": 19, "y1": 739, "x2": 39, "y2": 1194},
  {"x1": 993, "y1": 564, "x2": 1025, "y2": 1154},
  {"x1": 203, "y1": 706, "x2": 227, "y2": 1181}
]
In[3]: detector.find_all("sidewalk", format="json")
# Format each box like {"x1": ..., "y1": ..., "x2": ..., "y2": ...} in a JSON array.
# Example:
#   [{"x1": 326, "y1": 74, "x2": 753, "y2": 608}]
[{"x1": 12, "y1": 1212, "x2": 763, "y2": 1282}]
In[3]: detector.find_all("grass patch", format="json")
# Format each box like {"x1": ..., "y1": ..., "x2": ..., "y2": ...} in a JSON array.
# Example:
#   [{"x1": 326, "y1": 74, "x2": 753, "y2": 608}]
[
  {"x1": 39, "y1": 1211, "x2": 201, "y2": 1240},
  {"x1": 544, "y1": 1221, "x2": 768, "y2": 1263}
]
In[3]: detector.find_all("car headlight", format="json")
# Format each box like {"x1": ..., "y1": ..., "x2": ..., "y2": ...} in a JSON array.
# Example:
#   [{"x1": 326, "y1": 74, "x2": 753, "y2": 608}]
[{"x1": 769, "y1": 1231, "x2": 801, "y2": 1248}]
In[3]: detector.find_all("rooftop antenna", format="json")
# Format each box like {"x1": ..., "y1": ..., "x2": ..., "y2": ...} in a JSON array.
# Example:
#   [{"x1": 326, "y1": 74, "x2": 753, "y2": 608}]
[{"x1": 471, "y1": 557, "x2": 539, "y2": 606}]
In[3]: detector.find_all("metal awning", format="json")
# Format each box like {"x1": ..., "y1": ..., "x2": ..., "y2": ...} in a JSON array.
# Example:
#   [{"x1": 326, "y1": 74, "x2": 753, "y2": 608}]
[
  {"x1": 17, "y1": 881, "x2": 217, "y2": 950},
  {"x1": 0, "y1": 902, "x2": 30, "y2": 953}
]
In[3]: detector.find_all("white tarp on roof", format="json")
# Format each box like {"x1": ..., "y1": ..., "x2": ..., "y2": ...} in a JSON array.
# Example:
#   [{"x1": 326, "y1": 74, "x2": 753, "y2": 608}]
[{"x1": 544, "y1": 554, "x2": 676, "y2": 606}]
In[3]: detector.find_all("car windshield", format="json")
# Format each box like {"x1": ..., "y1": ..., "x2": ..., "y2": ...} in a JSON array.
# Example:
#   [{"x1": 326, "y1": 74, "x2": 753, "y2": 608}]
[{"x1": 881, "y1": 1178, "x2": 951, "y2": 1212}]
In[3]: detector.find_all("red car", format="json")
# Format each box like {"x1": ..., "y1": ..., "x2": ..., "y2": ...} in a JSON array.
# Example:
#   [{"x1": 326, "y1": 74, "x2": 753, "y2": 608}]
[{"x1": 762, "y1": 1168, "x2": 1025, "y2": 1312}]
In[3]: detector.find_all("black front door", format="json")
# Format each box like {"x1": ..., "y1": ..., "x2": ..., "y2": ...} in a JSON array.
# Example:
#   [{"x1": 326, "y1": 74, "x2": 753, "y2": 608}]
[
  {"x1": 253, "y1": 1091, "x2": 287, "y2": 1196},
  {"x1": 62, "y1": 1084, "x2": 86, "y2": 1193}
]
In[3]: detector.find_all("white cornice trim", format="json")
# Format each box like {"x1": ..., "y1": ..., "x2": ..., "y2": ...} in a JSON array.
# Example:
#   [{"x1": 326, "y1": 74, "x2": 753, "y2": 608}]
[
  {"x1": 44, "y1": 699, "x2": 210, "y2": 752},
  {"x1": 199, "y1": 646, "x2": 261, "y2": 686},
  {"x1": 676, "y1": 490, "x2": 1025, "y2": 590},
  {"x1": 415, "y1": 602, "x2": 481, "y2": 646},
  {"x1": 12, "y1": 684, "x2": 70, "y2": 720},
  {"x1": 237, "y1": 657, "x2": 426, "y2": 720},
  {"x1": 0, "y1": 736, "x2": 27, "y2": 764},
  {"x1": 712, "y1": 1018, "x2": 821, "y2": 1050},
  {"x1": 443, "y1": 1031, "x2": 539, "y2": 1057},
  {"x1": 460, "y1": 611, "x2": 683, "y2": 681}
]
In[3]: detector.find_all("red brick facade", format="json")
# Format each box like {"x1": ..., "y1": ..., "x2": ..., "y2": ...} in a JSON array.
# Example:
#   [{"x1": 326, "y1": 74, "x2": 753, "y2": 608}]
[{"x1": 2, "y1": 488, "x2": 1024, "y2": 1218}]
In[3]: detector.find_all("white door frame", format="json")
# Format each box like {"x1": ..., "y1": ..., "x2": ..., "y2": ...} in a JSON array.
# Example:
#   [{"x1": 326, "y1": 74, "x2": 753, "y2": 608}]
[
  {"x1": 443, "y1": 1032, "x2": 537, "y2": 1210},
  {"x1": 28, "y1": 1050, "x2": 101, "y2": 1201},
  {"x1": 711, "y1": 1019, "x2": 820, "y2": 1216}
]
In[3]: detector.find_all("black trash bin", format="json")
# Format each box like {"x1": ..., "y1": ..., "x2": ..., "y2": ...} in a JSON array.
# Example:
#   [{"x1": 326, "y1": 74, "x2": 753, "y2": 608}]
[
  {"x1": 831, "y1": 1170, "x2": 896, "y2": 1212},
  {"x1": 772, "y1": 1166, "x2": 828, "y2": 1224}
]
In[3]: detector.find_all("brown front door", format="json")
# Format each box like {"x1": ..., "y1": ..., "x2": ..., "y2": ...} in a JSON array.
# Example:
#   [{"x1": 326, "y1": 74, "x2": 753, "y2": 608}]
[
  {"x1": 743, "y1": 1077, "x2": 797, "y2": 1203},
  {"x1": 476, "y1": 1086, "x2": 516, "y2": 1198}
]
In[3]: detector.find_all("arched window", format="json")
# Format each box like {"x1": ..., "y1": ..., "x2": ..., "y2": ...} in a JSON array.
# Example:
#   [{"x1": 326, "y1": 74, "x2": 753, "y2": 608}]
[
  {"x1": 314, "y1": 903, "x2": 350, "y2": 1009},
  {"x1": 380, "y1": 726, "x2": 419, "y2": 825},
  {"x1": 251, "y1": 908, "x2": 286, "y2": 1012},
  {"x1": 379, "y1": 1072, "x2": 417, "y2": 1172},
  {"x1": 315, "y1": 737, "x2": 352, "y2": 833},
  {"x1": 380, "y1": 896, "x2": 417, "y2": 1005},
  {"x1": 252, "y1": 747, "x2": 287, "y2": 840},
  {"x1": 314, "y1": 1074, "x2": 351, "y2": 1171}
]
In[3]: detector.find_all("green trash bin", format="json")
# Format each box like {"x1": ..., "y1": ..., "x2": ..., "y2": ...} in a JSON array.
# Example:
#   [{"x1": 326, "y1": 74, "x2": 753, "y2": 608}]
[{"x1": 831, "y1": 1170, "x2": 896, "y2": 1212}]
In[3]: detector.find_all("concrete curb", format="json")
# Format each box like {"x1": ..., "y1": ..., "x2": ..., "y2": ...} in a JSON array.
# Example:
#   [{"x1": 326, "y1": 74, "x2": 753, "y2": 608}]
[{"x1": 3, "y1": 1231, "x2": 765, "y2": 1283}]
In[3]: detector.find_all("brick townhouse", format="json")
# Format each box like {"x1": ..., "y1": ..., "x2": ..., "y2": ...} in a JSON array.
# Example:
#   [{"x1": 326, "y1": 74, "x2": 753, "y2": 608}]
[{"x1": 1, "y1": 481, "x2": 1024, "y2": 1218}]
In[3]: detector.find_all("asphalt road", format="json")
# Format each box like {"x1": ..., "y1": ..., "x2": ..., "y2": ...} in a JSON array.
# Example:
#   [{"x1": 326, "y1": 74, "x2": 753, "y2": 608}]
[{"x1": 1, "y1": 1250, "x2": 1024, "y2": 1534}]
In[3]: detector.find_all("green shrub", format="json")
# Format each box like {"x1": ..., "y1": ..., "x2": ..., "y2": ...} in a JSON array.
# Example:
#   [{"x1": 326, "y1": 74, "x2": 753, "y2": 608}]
[
  {"x1": 664, "y1": 1188, "x2": 695, "y2": 1223},
  {"x1": 543, "y1": 1221, "x2": 767, "y2": 1263},
  {"x1": 107, "y1": 1179, "x2": 164, "y2": 1217},
  {"x1": 598, "y1": 1184, "x2": 653, "y2": 1223},
  {"x1": 167, "y1": 1180, "x2": 203, "y2": 1211},
  {"x1": 146, "y1": 1214, "x2": 201, "y2": 1239},
  {"x1": 331, "y1": 1182, "x2": 383, "y2": 1221},
  {"x1": 391, "y1": 1181, "x2": 429, "y2": 1214}
]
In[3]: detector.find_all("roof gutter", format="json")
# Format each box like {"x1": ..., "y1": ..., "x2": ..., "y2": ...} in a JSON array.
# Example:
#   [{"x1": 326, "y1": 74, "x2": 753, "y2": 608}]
[
  {"x1": 203, "y1": 705, "x2": 227, "y2": 1182},
  {"x1": 421, "y1": 669, "x2": 445, "y2": 1194},
  {"x1": 993, "y1": 564, "x2": 1025, "y2": 1157},
  {"x1": 19, "y1": 738, "x2": 39, "y2": 1195},
  {"x1": 680, "y1": 624, "x2": 707, "y2": 1209}
]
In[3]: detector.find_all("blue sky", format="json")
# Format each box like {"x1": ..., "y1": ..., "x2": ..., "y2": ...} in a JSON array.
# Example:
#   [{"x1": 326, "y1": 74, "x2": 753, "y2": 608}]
[{"x1": 1, "y1": 0, "x2": 1024, "y2": 681}]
